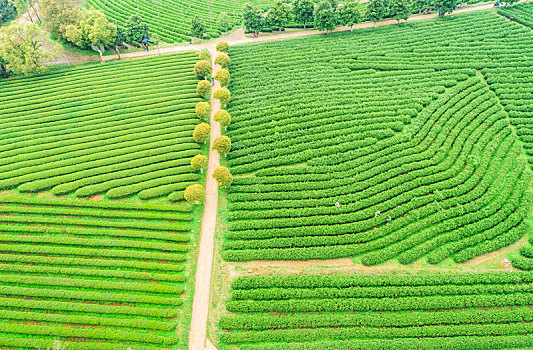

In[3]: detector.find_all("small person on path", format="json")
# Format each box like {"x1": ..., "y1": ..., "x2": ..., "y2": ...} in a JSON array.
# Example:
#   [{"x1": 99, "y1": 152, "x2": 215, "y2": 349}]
[
  {"x1": 375, "y1": 210, "x2": 381, "y2": 217},
  {"x1": 211, "y1": 76, "x2": 214, "y2": 84}
]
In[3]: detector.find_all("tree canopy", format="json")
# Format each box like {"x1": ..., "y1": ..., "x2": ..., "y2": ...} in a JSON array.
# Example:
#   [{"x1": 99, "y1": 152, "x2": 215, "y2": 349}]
[
  {"x1": 39, "y1": 0, "x2": 78, "y2": 38},
  {"x1": 215, "y1": 53, "x2": 230, "y2": 68},
  {"x1": 391, "y1": 0, "x2": 412, "y2": 23},
  {"x1": 366, "y1": 0, "x2": 387, "y2": 27},
  {"x1": 434, "y1": 0, "x2": 456, "y2": 16},
  {"x1": 214, "y1": 87, "x2": 231, "y2": 105},
  {"x1": 292, "y1": 0, "x2": 314, "y2": 29},
  {"x1": 213, "y1": 166, "x2": 233, "y2": 188},
  {"x1": 314, "y1": 0, "x2": 337, "y2": 33},
  {"x1": 216, "y1": 41, "x2": 230, "y2": 52},
  {"x1": 214, "y1": 110, "x2": 232, "y2": 129},
  {"x1": 215, "y1": 69, "x2": 230, "y2": 87},
  {"x1": 125, "y1": 15, "x2": 150, "y2": 45},
  {"x1": 243, "y1": 2, "x2": 264, "y2": 31},
  {"x1": 184, "y1": 184, "x2": 206, "y2": 204},
  {"x1": 63, "y1": 9, "x2": 117, "y2": 57},
  {"x1": 339, "y1": 0, "x2": 362, "y2": 30},
  {"x1": 0, "y1": 22, "x2": 59, "y2": 75},
  {"x1": 267, "y1": 0, "x2": 292, "y2": 31},
  {"x1": 191, "y1": 15, "x2": 206, "y2": 38},
  {"x1": 0, "y1": 0, "x2": 17, "y2": 25},
  {"x1": 197, "y1": 80, "x2": 212, "y2": 99},
  {"x1": 218, "y1": 12, "x2": 232, "y2": 33},
  {"x1": 193, "y1": 123, "x2": 211, "y2": 144},
  {"x1": 191, "y1": 154, "x2": 208, "y2": 172},
  {"x1": 213, "y1": 136, "x2": 231, "y2": 156},
  {"x1": 194, "y1": 60, "x2": 212, "y2": 79},
  {"x1": 195, "y1": 101, "x2": 211, "y2": 119}
]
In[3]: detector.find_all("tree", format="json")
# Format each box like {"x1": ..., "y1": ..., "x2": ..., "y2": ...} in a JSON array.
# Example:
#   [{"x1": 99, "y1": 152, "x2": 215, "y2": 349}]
[
  {"x1": 215, "y1": 53, "x2": 230, "y2": 68},
  {"x1": 62, "y1": 9, "x2": 117, "y2": 60},
  {"x1": 184, "y1": 184, "x2": 205, "y2": 204},
  {"x1": 191, "y1": 15, "x2": 206, "y2": 38},
  {"x1": 151, "y1": 32, "x2": 161, "y2": 54},
  {"x1": 292, "y1": 0, "x2": 314, "y2": 29},
  {"x1": 366, "y1": 0, "x2": 386, "y2": 27},
  {"x1": 314, "y1": 0, "x2": 336, "y2": 33},
  {"x1": 214, "y1": 68, "x2": 230, "y2": 87},
  {"x1": 434, "y1": 0, "x2": 456, "y2": 16},
  {"x1": 267, "y1": 0, "x2": 292, "y2": 31},
  {"x1": 214, "y1": 87, "x2": 231, "y2": 106},
  {"x1": 39, "y1": 0, "x2": 78, "y2": 37},
  {"x1": 212, "y1": 136, "x2": 231, "y2": 156},
  {"x1": 214, "y1": 110, "x2": 231, "y2": 130},
  {"x1": 199, "y1": 48, "x2": 211, "y2": 61},
  {"x1": 213, "y1": 166, "x2": 233, "y2": 188},
  {"x1": 197, "y1": 80, "x2": 212, "y2": 99},
  {"x1": 391, "y1": 0, "x2": 411, "y2": 23},
  {"x1": 125, "y1": 15, "x2": 150, "y2": 45},
  {"x1": 1, "y1": 0, "x2": 17, "y2": 25},
  {"x1": 191, "y1": 154, "x2": 208, "y2": 172},
  {"x1": 195, "y1": 101, "x2": 211, "y2": 119},
  {"x1": 216, "y1": 41, "x2": 229, "y2": 52},
  {"x1": 193, "y1": 123, "x2": 211, "y2": 144},
  {"x1": 0, "y1": 55, "x2": 10, "y2": 78},
  {"x1": 339, "y1": 0, "x2": 362, "y2": 31},
  {"x1": 13, "y1": 0, "x2": 40, "y2": 23},
  {"x1": 217, "y1": 12, "x2": 232, "y2": 33},
  {"x1": 412, "y1": 0, "x2": 431, "y2": 13},
  {"x1": 243, "y1": 2, "x2": 263, "y2": 31},
  {"x1": 114, "y1": 26, "x2": 126, "y2": 59},
  {"x1": 0, "y1": 22, "x2": 59, "y2": 75},
  {"x1": 194, "y1": 60, "x2": 212, "y2": 79}
]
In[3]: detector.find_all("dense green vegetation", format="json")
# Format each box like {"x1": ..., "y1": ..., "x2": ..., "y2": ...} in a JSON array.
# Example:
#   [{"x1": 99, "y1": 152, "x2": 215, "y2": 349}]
[
  {"x1": 222, "y1": 11, "x2": 533, "y2": 264},
  {"x1": 0, "y1": 52, "x2": 203, "y2": 201},
  {"x1": 220, "y1": 272, "x2": 533, "y2": 349},
  {"x1": 0, "y1": 195, "x2": 193, "y2": 349},
  {"x1": 84, "y1": 0, "x2": 271, "y2": 43},
  {"x1": 498, "y1": 2, "x2": 533, "y2": 28}
]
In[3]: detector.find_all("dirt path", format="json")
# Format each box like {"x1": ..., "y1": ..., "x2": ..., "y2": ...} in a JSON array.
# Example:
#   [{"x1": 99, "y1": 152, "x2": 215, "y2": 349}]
[
  {"x1": 51, "y1": 2, "x2": 509, "y2": 65},
  {"x1": 188, "y1": 44, "x2": 222, "y2": 350}
]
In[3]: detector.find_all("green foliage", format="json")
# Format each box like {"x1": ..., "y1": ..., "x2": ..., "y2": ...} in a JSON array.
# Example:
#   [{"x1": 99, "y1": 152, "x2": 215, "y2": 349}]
[
  {"x1": 498, "y1": 3, "x2": 533, "y2": 27},
  {"x1": 218, "y1": 13, "x2": 232, "y2": 33},
  {"x1": 213, "y1": 166, "x2": 233, "y2": 187},
  {"x1": 267, "y1": 0, "x2": 292, "y2": 31},
  {"x1": 199, "y1": 48, "x2": 211, "y2": 61},
  {"x1": 0, "y1": 22, "x2": 59, "y2": 75},
  {"x1": 0, "y1": 0, "x2": 17, "y2": 25},
  {"x1": 366, "y1": 0, "x2": 387, "y2": 26},
  {"x1": 339, "y1": 0, "x2": 362, "y2": 30},
  {"x1": 213, "y1": 136, "x2": 232, "y2": 156},
  {"x1": 39, "y1": 0, "x2": 78, "y2": 38},
  {"x1": 434, "y1": 0, "x2": 456, "y2": 16},
  {"x1": 292, "y1": 0, "x2": 314, "y2": 28},
  {"x1": 194, "y1": 59, "x2": 212, "y2": 78},
  {"x1": 215, "y1": 68, "x2": 231, "y2": 87},
  {"x1": 193, "y1": 123, "x2": 211, "y2": 144},
  {"x1": 184, "y1": 184, "x2": 205, "y2": 204},
  {"x1": 391, "y1": 0, "x2": 411, "y2": 22},
  {"x1": 214, "y1": 87, "x2": 231, "y2": 105},
  {"x1": 197, "y1": 80, "x2": 212, "y2": 98},
  {"x1": 215, "y1": 52, "x2": 231, "y2": 68},
  {"x1": 314, "y1": 0, "x2": 336, "y2": 32},
  {"x1": 191, "y1": 154, "x2": 208, "y2": 171},
  {"x1": 125, "y1": 15, "x2": 150, "y2": 45},
  {"x1": 195, "y1": 101, "x2": 211, "y2": 119},
  {"x1": 216, "y1": 41, "x2": 230, "y2": 52},
  {"x1": 243, "y1": 2, "x2": 264, "y2": 31},
  {"x1": 191, "y1": 15, "x2": 206, "y2": 38},
  {"x1": 214, "y1": 110, "x2": 232, "y2": 129},
  {"x1": 62, "y1": 9, "x2": 117, "y2": 54}
]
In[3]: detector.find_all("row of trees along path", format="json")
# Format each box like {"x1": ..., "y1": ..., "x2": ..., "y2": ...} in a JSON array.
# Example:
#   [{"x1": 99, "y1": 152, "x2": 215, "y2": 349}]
[
  {"x1": 189, "y1": 43, "x2": 221, "y2": 350},
  {"x1": 51, "y1": 1, "x2": 512, "y2": 65}
]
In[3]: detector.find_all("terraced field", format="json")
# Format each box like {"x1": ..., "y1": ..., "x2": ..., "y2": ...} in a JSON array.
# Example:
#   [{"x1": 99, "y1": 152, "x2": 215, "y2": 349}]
[
  {"x1": 220, "y1": 273, "x2": 533, "y2": 349},
  {"x1": 0, "y1": 195, "x2": 193, "y2": 349},
  {"x1": 498, "y1": 2, "x2": 533, "y2": 28},
  {"x1": 85, "y1": 0, "x2": 271, "y2": 43},
  {"x1": 0, "y1": 52, "x2": 202, "y2": 202},
  {"x1": 222, "y1": 11, "x2": 533, "y2": 264}
]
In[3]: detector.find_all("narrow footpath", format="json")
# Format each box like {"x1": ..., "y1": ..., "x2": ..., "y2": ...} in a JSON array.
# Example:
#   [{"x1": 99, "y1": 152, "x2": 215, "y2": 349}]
[{"x1": 188, "y1": 44, "x2": 222, "y2": 350}]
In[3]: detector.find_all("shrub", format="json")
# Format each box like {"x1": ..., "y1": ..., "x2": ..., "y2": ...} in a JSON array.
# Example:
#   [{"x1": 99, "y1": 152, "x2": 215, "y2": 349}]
[
  {"x1": 193, "y1": 123, "x2": 211, "y2": 144},
  {"x1": 214, "y1": 87, "x2": 231, "y2": 106},
  {"x1": 216, "y1": 41, "x2": 230, "y2": 52},
  {"x1": 213, "y1": 166, "x2": 233, "y2": 188},
  {"x1": 214, "y1": 110, "x2": 231, "y2": 129},
  {"x1": 213, "y1": 136, "x2": 231, "y2": 156},
  {"x1": 215, "y1": 53, "x2": 230, "y2": 68},
  {"x1": 195, "y1": 102, "x2": 211, "y2": 119},
  {"x1": 184, "y1": 184, "x2": 205, "y2": 204},
  {"x1": 196, "y1": 80, "x2": 211, "y2": 99},
  {"x1": 191, "y1": 154, "x2": 208, "y2": 172},
  {"x1": 199, "y1": 48, "x2": 211, "y2": 61},
  {"x1": 214, "y1": 69, "x2": 230, "y2": 87},
  {"x1": 194, "y1": 60, "x2": 212, "y2": 79}
]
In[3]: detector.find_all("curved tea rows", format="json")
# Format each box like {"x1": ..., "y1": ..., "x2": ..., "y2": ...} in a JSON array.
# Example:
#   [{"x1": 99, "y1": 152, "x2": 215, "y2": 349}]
[
  {"x1": 223, "y1": 11, "x2": 533, "y2": 264},
  {"x1": 498, "y1": 2, "x2": 533, "y2": 28},
  {"x1": 86, "y1": 0, "x2": 271, "y2": 43},
  {"x1": 0, "y1": 53, "x2": 201, "y2": 201},
  {"x1": 220, "y1": 273, "x2": 533, "y2": 349},
  {"x1": 0, "y1": 195, "x2": 191, "y2": 349}
]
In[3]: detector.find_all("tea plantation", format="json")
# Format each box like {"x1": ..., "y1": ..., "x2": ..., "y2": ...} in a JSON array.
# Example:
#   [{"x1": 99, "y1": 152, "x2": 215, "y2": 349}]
[
  {"x1": 222, "y1": 11, "x2": 533, "y2": 264},
  {"x1": 0, "y1": 53, "x2": 201, "y2": 202}
]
